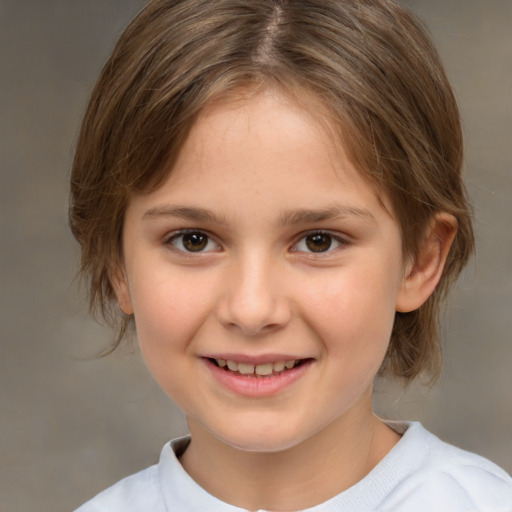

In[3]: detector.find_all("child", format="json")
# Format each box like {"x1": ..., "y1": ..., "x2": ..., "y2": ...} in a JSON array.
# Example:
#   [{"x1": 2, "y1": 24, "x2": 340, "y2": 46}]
[{"x1": 70, "y1": 0, "x2": 512, "y2": 510}]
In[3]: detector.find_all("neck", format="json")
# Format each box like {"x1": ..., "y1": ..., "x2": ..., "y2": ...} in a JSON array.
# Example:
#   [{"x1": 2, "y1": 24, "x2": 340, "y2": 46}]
[{"x1": 180, "y1": 405, "x2": 400, "y2": 511}]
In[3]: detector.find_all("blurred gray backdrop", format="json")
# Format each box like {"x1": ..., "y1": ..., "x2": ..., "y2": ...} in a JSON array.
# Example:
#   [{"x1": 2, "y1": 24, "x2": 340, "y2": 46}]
[{"x1": 1, "y1": 1, "x2": 511, "y2": 511}]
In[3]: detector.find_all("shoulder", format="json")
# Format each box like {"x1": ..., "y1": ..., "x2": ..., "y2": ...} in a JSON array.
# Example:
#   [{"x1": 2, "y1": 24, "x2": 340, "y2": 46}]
[
  {"x1": 73, "y1": 436, "x2": 243, "y2": 512},
  {"x1": 74, "y1": 463, "x2": 162, "y2": 512},
  {"x1": 73, "y1": 437, "x2": 195, "y2": 512},
  {"x1": 384, "y1": 422, "x2": 512, "y2": 512},
  {"x1": 75, "y1": 466, "x2": 165, "y2": 512}
]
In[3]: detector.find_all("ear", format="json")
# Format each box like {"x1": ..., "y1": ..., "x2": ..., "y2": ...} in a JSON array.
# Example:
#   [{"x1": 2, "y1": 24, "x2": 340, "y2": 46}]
[
  {"x1": 109, "y1": 266, "x2": 134, "y2": 315},
  {"x1": 396, "y1": 213, "x2": 457, "y2": 313}
]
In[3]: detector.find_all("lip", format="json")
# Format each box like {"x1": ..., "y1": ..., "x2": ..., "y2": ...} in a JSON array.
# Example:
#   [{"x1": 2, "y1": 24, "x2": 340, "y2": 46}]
[
  {"x1": 201, "y1": 355, "x2": 314, "y2": 398},
  {"x1": 204, "y1": 353, "x2": 305, "y2": 365}
]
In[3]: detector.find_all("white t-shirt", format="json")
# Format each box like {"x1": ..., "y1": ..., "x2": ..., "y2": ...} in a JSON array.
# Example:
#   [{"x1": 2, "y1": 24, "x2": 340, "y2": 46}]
[{"x1": 74, "y1": 422, "x2": 512, "y2": 512}]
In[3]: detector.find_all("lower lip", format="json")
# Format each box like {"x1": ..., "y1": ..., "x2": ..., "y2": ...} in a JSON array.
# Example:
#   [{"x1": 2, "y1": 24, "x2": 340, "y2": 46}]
[{"x1": 203, "y1": 359, "x2": 313, "y2": 397}]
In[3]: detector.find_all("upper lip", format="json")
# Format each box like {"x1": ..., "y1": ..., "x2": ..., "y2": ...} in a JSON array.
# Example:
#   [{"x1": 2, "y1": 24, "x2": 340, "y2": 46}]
[{"x1": 202, "y1": 353, "x2": 311, "y2": 365}]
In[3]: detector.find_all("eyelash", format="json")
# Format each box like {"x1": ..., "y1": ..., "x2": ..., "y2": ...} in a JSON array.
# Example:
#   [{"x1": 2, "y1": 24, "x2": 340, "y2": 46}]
[
  {"x1": 165, "y1": 230, "x2": 221, "y2": 253},
  {"x1": 291, "y1": 230, "x2": 350, "y2": 254},
  {"x1": 165, "y1": 229, "x2": 350, "y2": 255}
]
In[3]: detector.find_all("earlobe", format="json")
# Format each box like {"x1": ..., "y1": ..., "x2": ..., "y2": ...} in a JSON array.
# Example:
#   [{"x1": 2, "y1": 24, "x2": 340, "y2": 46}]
[
  {"x1": 110, "y1": 267, "x2": 134, "y2": 316},
  {"x1": 396, "y1": 213, "x2": 457, "y2": 313}
]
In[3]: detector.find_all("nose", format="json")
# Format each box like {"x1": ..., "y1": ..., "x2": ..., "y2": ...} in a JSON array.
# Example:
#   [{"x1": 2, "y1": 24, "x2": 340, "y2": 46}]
[{"x1": 216, "y1": 254, "x2": 292, "y2": 336}]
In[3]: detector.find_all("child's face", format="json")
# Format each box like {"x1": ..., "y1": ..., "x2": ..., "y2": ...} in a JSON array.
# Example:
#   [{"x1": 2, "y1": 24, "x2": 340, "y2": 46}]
[{"x1": 116, "y1": 89, "x2": 408, "y2": 452}]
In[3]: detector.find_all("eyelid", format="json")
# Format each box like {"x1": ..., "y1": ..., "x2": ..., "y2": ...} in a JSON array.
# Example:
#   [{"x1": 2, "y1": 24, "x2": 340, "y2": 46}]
[
  {"x1": 164, "y1": 228, "x2": 222, "y2": 253},
  {"x1": 290, "y1": 229, "x2": 352, "y2": 254}
]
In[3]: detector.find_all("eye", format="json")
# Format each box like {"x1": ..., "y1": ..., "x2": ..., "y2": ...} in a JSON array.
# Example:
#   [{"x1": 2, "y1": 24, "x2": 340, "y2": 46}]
[
  {"x1": 293, "y1": 231, "x2": 346, "y2": 254},
  {"x1": 167, "y1": 230, "x2": 220, "y2": 253}
]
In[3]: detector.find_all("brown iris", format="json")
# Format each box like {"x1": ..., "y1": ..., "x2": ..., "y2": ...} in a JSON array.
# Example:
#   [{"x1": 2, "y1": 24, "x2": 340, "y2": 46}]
[
  {"x1": 182, "y1": 232, "x2": 209, "y2": 252},
  {"x1": 305, "y1": 233, "x2": 332, "y2": 252}
]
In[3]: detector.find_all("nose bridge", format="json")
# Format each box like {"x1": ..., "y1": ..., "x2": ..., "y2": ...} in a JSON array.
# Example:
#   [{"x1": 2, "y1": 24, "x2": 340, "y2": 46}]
[{"x1": 217, "y1": 248, "x2": 290, "y2": 335}]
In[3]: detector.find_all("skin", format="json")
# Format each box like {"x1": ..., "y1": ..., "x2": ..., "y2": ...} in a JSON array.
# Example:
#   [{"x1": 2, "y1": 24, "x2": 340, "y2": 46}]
[{"x1": 113, "y1": 89, "x2": 456, "y2": 510}]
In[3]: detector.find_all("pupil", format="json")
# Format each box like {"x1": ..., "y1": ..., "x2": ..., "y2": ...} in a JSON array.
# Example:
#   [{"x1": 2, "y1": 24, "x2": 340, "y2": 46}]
[
  {"x1": 306, "y1": 233, "x2": 332, "y2": 252},
  {"x1": 183, "y1": 232, "x2": 207, "y2": 251}
]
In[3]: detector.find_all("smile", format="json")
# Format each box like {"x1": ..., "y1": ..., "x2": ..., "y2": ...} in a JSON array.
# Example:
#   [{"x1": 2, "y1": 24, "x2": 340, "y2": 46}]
[
  {"x1": 212, "y1": 358, "x2": 300, "y2": 377},
  {"x1": 204, "y1": 356, "x2": 313, "y2": 397}
]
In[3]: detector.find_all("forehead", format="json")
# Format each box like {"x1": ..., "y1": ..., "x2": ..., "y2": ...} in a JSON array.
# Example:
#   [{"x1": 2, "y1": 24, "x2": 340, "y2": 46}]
[{"x1": 127, "y1": 89, "x2": 395, "y2": 227}]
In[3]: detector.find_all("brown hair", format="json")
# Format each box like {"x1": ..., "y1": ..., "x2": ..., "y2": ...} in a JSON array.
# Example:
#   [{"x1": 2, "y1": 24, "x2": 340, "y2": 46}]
[{"x1": 69, "y1": 0, "x2": 474, "y2": 381}]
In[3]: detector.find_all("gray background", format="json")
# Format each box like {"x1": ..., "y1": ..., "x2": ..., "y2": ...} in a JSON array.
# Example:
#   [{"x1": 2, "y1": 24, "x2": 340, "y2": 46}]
[{"x1": 1, "y1": 1, "x2": 510, "y2": 511}]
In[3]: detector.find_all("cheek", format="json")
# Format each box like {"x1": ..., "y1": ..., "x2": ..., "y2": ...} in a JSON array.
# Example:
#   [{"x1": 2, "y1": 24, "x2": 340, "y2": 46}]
[
  {"x1": 299, "y1": 266, "x2": 398, "y2": 356},
  {"x1": 128, "y1": 268, "x2": 216, "y2": 354},
  {"x1": 128, "y1": 272, "x2": 214, "y2": 402}
]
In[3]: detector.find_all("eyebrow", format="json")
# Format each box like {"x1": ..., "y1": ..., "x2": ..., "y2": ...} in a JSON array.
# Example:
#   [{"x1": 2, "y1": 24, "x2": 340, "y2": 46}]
[
  {"x1": 143, "y1": 205, "x2": 228, "y2": 225},
  {"x1": 143, "y1": 204, "x2": 375, "y2": 226},
  {"x1": 277, "y1": 205, "x2": 376, "y2": 226}
]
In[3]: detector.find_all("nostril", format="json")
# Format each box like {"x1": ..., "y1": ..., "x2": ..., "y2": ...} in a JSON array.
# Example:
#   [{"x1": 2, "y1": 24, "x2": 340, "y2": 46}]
[{"x1": 215, "y1": 279, "x2": 292, "y2": 335}]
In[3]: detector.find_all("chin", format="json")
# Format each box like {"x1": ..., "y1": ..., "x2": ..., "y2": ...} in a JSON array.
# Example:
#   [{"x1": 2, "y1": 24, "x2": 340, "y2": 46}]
[{"x1": 212, "y1": 423, "x2": 309, "y2": 454}]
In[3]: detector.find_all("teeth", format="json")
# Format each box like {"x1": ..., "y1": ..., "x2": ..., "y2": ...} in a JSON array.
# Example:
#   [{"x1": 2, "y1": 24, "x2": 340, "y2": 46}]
[
  {"x1": 273, "y1": 361, "x2": 285, "y2": 372},
  {"x1": 238, "y1": 363, "x2": 255, "y2": 375},
  {"x1": 215, "y1": 358, "x2": 298, "y2": 375},
  {"x1": 255, "y1": 363, "x2": 273, "y2": 376}
]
